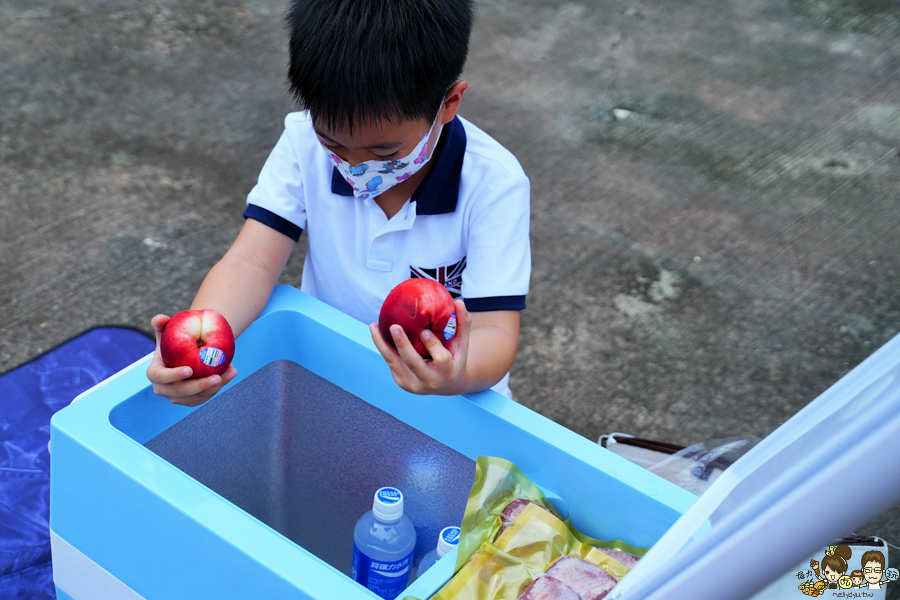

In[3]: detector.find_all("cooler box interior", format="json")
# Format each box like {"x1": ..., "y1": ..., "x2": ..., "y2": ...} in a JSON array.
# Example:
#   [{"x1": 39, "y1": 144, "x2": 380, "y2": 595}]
[{"x1": 49, "y1": 285, "x2": 697, "y2": 600}]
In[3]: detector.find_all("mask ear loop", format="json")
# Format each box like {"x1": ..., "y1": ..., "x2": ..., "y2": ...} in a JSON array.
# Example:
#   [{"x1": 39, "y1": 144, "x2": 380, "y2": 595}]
[{"x1": 423, "y1": 88, "x2": 454, "y2": 162}]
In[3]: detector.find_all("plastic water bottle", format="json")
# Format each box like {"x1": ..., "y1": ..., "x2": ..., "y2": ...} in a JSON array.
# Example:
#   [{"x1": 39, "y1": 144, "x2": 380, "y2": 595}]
[
  {"x1": 417, "y1": 526, "x2": 461, "y2": 576},
  {"x1": 352, "y1": 487, "x2": 417, "y2": 599}
]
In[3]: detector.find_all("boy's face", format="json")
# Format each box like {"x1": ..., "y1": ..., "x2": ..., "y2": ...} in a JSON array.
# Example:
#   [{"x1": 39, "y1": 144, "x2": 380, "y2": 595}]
[
  {"x1": 313, "y1": 115, "x2": 440, "y2": 168},
  {"x1": 852, "y1": 576, "x2": 862, "y2": 585},
  {"x1": 864, "y1": 561, "x2": 883, "y2": 583},
  {"x1": 312, "y1": 81, "x2": 468, "y2": 169}
]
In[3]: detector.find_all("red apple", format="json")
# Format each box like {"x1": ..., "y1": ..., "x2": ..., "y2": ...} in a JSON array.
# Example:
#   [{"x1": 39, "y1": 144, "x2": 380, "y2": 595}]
[
  {"x1": 160, "y1": 309, "x2": 235, "y2": 379},
  {"x1": 379, "y1": 279, "x2": 457, "y2": 359}
]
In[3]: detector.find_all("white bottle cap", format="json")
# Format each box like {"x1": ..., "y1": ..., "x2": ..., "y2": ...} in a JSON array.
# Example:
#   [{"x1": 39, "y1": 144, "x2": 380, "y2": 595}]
[
  {"x1": 436, "y1": 526, "x2": 461, "y2": 558},
  {"x1": 372, "y1": 487, "x2": 404, "y2": 523}
]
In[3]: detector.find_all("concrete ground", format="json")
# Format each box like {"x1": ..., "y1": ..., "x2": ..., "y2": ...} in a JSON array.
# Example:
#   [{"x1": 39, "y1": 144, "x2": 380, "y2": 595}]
[{"x1": 1, "y1": 0, "x2": 899, "y2": 595}]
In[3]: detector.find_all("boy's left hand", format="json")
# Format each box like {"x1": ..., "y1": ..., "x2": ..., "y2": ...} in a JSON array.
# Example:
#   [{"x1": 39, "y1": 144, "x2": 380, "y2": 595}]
[{"x1": 370, "y1": 298, "x2": 471, "y2": 396}]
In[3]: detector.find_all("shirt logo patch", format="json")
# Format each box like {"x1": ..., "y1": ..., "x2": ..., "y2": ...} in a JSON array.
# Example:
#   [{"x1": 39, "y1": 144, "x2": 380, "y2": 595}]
[{"x1": 410, "y1": 257, "x2": 466, "y2": 298}]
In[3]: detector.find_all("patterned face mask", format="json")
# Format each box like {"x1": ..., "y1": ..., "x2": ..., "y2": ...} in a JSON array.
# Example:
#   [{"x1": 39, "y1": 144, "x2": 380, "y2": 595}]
[{"x1": 324, "y1": 112, "x2": 442, "y2": 201}]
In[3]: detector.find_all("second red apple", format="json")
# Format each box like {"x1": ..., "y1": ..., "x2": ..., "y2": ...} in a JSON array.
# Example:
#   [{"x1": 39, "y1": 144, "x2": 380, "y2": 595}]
[
  {"x1": 160, "y1": 309, "x2": 235, "y2": 379},
  {"x1": 379, "y1": 279, "x2": 457, "y2": 359}
]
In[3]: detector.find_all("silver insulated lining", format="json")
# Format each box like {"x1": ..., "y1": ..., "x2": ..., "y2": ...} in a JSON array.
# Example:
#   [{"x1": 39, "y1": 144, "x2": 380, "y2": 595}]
[{"x1": 145, "y1": 359, "x2": 475, "y2": 575}]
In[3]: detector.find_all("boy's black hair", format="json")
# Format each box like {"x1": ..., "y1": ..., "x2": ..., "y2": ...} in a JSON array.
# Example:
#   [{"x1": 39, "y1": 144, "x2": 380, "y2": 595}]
[{"x1": 285, "y1": 0, "x2": 474, "y2": 133}]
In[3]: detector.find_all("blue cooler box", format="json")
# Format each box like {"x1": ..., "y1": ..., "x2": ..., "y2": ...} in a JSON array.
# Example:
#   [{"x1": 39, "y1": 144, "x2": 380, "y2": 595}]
[{"x1": 49, "y1": 285, "x2": 695, "y2": 600}]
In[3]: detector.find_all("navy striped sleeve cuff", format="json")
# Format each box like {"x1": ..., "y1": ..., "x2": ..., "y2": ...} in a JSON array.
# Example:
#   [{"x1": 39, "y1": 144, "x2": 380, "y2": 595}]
[
  {"x1": 463, "y1": 296, "x2": 527, "y2": 312},
  {"x1": 243, "y1": 205, "x2": 303, "y2": 242}
]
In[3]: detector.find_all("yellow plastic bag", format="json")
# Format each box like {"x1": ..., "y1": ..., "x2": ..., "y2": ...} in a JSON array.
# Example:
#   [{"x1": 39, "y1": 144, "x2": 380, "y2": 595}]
[
  {"x1": 423, "y1": 506, "x2": 630, "y2": 600},
  {"x1": 429, "y1": 543, "x2": 535, "y2": 600},
  {"x1": 494, "y1": 503, "x2": 630, "y2": 581},
  {"x1": 406, "y1": 457, "x2": 649, "y2": 600},
  {"x1": 457, "y1": 457, "x2": 648, "y2": 571},
  {"x1": 567, "y1": 523, "x2": 648, "y2": 562},
  {"x1": 456, "y1": 457, "x2": 562, "y2": 572},
  {"x1": 404, "y1": 456, "x2": 649, "y2": 600}
]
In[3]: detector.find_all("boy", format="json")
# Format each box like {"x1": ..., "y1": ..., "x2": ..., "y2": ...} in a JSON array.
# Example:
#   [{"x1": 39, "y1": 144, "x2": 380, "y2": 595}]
[{"x1": 147, "y1": 0, "x2": 531, "y2": 406}]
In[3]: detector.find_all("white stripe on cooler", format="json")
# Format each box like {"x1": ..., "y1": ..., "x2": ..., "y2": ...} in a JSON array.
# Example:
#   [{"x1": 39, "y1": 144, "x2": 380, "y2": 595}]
[{"x1": 51, "y1": 529, "x2": 147, "y2": 600}]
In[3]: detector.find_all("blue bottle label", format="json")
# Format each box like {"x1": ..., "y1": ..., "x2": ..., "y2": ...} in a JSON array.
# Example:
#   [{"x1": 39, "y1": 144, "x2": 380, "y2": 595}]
[{"x1": 352, "y1": 544, "x2": 413, "y2": 599}]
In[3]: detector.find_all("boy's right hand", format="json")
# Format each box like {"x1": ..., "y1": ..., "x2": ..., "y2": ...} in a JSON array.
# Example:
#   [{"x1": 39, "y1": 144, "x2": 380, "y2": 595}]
[{"x1": 145, "y1": 314, "x2": 238, "y2": 407}]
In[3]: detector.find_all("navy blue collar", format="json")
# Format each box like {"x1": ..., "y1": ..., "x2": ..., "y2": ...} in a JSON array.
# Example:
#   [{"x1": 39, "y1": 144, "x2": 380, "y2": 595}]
[{"x1": 330, "y1": 116, "x2": 467, "y2": 215}]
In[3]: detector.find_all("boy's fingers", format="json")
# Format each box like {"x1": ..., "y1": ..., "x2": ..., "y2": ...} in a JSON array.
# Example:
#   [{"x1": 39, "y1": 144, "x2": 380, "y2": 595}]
[
  {"x1": 369, "y1": 324, "x2": 394, "y2": 357},
  {"x1": 448, "y1": 300, "x2": 472, "y2": 358},
  {"x1": 151, "y1": 314, "x2": 170, "y2": 343},
  {"x1": 370, "y1": 324, "x2": 402, "y2": 366},
  {"x1": 222, "y1": 365, "x2": 238, "y2": 383},
  {"x1": 159, "y1": 374, "x2": 223, "y2": 398},
  {"x1": 167, "y1": 386, "x2": 217, "y2": 407},
  {"x1": 176, "y1": 395, "x2": 215, "y2": 408},
  {"x1": 149, "y1": 364, "x2": 193, "y2": 384},
  {"x1": 146, "y1": 335, "x2": 193, "y2": 383},
  {"x1": 390, "y1": 325, "x2": 430, "y2": 377},
  {"x1": 388, "y1": 369, "x2": 408, "y2": 390},
  {"x1": 420, "y1": 330, "x2": 450, "y2": 364},
  {"x1": 150, "y1": 314, "x2": 171, "y2": 365},
  {"x1": 370, "y1": 324, "x2": 415, "y2": 379},
  {"x1": 452, "y1": 299, "x2": 471, "y2": 342},
  {"x1": 156, "y1": 368, "x2": 236, "y2": 407}
]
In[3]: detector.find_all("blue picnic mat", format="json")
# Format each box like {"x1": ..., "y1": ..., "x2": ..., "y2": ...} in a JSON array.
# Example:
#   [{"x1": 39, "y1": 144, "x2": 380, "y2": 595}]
[{"x1": 0, "y1": 327, "x2": 155, "y2": 600}]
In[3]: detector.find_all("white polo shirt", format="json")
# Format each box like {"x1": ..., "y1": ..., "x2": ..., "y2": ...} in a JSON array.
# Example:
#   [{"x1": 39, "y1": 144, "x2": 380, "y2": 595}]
[{"x1": 244, "y1": 111, "x2": 530, "y2": 398}]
